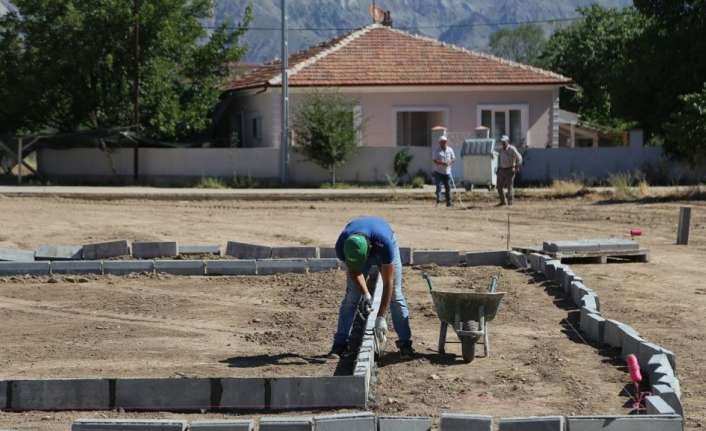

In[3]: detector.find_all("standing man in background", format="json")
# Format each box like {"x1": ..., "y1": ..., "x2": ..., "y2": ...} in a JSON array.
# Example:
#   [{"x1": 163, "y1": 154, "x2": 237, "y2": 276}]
[
  {"x1": 496, "y1": 135, "x2": 523, "y2": 206},
  {"x1": 433, "y1": 134, "x2": 455, "y2": 207}
]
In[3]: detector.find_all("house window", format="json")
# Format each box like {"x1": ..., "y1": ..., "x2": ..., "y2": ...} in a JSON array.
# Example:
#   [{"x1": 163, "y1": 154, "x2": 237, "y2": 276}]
[
  {"x1": 478, "y1": 104, "x2": 529, "y2": 147},
  {"x1": 252, "y1": 117, "x2": 261, "y2": 141},
  {"x1": 395, "y1": 110, "x2": 447, "y2": 147}
]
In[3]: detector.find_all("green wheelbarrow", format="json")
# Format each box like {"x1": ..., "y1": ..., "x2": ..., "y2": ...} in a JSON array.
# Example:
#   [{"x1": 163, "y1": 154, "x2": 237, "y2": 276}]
[{"x1": 422, "y1": 273, "x2": 505, "y2": 363}]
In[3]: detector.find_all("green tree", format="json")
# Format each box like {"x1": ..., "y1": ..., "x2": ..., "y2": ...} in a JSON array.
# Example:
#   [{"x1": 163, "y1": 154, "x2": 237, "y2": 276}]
[
  {"x1": 0, "y1": 0, "x2": 251, "y2": 140},
  {"x1": 663, "y1": 84, "x2": 706, "y2": 164},
  {"x1": 293, "y1": 92, "x2": 362, "y2": 185},
  {"x1": 489, "y1": 24, "x2": 546, "y2": 66},
  {"x1": 538, "y1": 6, "x2": 645, "y2": 126}
]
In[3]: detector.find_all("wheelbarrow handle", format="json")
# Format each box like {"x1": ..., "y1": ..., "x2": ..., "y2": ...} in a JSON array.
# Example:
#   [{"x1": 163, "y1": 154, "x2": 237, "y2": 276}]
[
  {"x1": 488, "y1": 276, "x2": 498, "y2": 293},
  {"x1": 422, "y1": 272, "x2": 434, "y2": 292}
]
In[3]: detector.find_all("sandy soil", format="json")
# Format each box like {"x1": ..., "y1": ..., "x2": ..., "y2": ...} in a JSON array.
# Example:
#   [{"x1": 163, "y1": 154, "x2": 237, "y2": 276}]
[{"x1": 0, "y1": 194, "x2": 704, "y2": 429}]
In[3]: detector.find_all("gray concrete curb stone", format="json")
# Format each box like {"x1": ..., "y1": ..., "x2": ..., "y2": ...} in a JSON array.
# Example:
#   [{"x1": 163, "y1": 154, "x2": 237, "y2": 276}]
[
  {"x1": 465, "y1": 251, "x2": 508, "y2": 267},
  {"x1": 566, "y1": 415, "x2": 682, "y2": 430},
  {"x1": 154, "y1": 260, "x2": 205, "y2": 275},
  {"x1": 378, "y1": 416, "x2": 431, "y2": 431},
  {"x1": 114, "y1": 378, "x2": 210, "y2": 411},
  {"x1": 270, "y1": 247, "x2": 318, "y2": 259},
  {"x1": 0, "y1": 261, "x2": 50, "y2": 276},
  {"x1": 205, "y1": 260, "x2": 256, "y2": 276},
  {"x1": 225, "y1": 242, "x2": 272, "y2": 259},
  {"x1": 645, "y1": 395, "x2": 676, "y2": 415},
  {"x1": 313, "y1": 412, "x2": 376, "y2": 431},
  {"x1": 219, "y1": 378, "x2": 266, "y2": 410},
  {"x1": 51, "y1": 260, "x2": 103, "y2": 275},
  {"x1": 189, "y1": 420, "x2": 254, "y2": 431},
  {"x1": 639, "y1": 342, "x2": 676, "y2": 372},
  {"x1": 603, "y1": 320, "x2": 637, "y2": 349},
  {"x1": 82, "y1": 240, "x2": 130, "y2": 260},
  {"x1": 269, "y1": 376, "x2": 366, "y2": 410},
  {"x1": 439, "y1": 413, "x2": 492, "y2": 431},
  {"x1": 399, "y1": 247, "x2": 413, "y2": 265},
  {"x1": 258, "y1": 416, "x2": 312, "y2": 431},
  {"x1": 8, "y1": 379, "x2": 110, "y2": 410},
  {"x1": 498, "y1": 416, "x2": 564, "y2": 431},
  {"x1": 0, "y1": 247, "x2": 35, "y2": 262},
  {"x1": 412, "y1": 250, "x2": 461, "y2": 266},
  {"x1": 35, "y1": 245, "x2": 83, "y2": 260},
  {"x1": 508, "y1": 251, "x2": 529, "y2": 269},
  {"x1": 652, "y1": 384, "x2": 683, "y2": 415},
  {"x1": 621, "y1": 330, "x2": 645, "y2": 360},
  {"x1": 178, "y1": 245, "x2": 220, "y2": 256},
  {"x1": 132, "y1": 241, "x2": 178, "y2": 259},
  {"x1": 580, "y1": 310, "x2": 606, "y2": 344},
  {"x1": 319, "y1": 247, "x2": 337, "y2": 259},
  {"x1": 103, "y1": 260, "x2": 154, "y2": 276},
  {"x1": 72, "y1": 419, "x2": 187, "y2": 431},
  {"x1": 307, "y1": 258, "x2": 340, "y2": 272},
  {"x1": 256, "y1": 259, "x2": 307, "y2": 275}
]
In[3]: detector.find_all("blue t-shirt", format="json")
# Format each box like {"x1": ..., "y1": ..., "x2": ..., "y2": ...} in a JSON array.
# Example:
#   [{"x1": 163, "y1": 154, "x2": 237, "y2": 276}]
[{"x1": 335, "y1": 216, "x2": 396, "y2": 264}]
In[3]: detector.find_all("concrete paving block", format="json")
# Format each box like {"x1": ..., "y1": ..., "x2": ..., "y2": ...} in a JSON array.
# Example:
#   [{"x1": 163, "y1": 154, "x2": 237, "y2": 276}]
[
  {"x1": 378, "y1": 416, "x2": 431, "y2": 431},
  {"x1": 651, "y1": 384, "x2": 683, "y2": 415},
  {"x1": 178, "y1": 245, "x2": 220, "y2": 256},
  {"x1": 132, "y1": 241, "x2": 178, "y2": 259},
  {"x1": 464, "y1": 251, "x2": 508, "y2": 267},
  {"x1": 114, "y1": 378, "x2": 210, "y2": 411},
  {"x1": 306, "y1": 258, "x2": 340, "y2": 272},
  {"x1": 566, "y1": 415, "x2": 682, "y2": 431},
  {"x1": 528, "y1": 253, "x2": 547, "y2": 272},
  {"x1": 256, "y1": 259, "x2": 307, "y2": 275},
  {"x1": 621, "y1": 330, "x2": 645, "y2": 360},
  {"x1": 580, "y1": 310, "x2": 606, "y2": 344},
  {"x1": 269, "y1": 376, "x2": 366, "y2": 410},
  {"x1": 561, "y1": 269, "x2": 577, "y2": 293},
  {"x1": 82, "y1": 240, "x2": 130, "y2": 260},
  {"x1": 189, "y1": 420, "x2": 254, "y2": 431},
  {"x1": 645, "y1": 395, "x2": 676, "y2": 415},
  {"x1": 399, "y1": 247, "x2": 412, "y2": 265},
  {"x1": 551, "y1": 264, "x2": 567, "y2": 283},
  {"x1": 72, "y1": 419, "x2": 187, "y2": 431},
  {"x1": 259, "y1": 417, "x2": 311, "y2": 431},
  {"x1": 205, "y1": 260, "x2": 256, "y2": 276},
  {"x1": 543, "y1": 240, "x2": 602, "y2": 253},
  {"x1": 508, "y1": 251, "x2": 529, "y2": 269},
  {"x1": 655, "y1": 374, "x2": 681, "y2": 398},
  {"x1": 102, "y1": 260, "x2": 154, "y2": 276},
  {"x1": 413, "y1": 250, "x2": 461, "y2": 266},
  {"x1": 313, "y1": 412, "x2": 375, "y2": 431},
  {"x1": 319, "y1": 247, "x2": 337, "y2": 259},
  {"x1": 499, "y1": 416, "x2": 564, "y2": 431},
  {"x1": 542, "y1": 260, "x2": 561, "y2": 280},
  {"x1": 647, "y1": 354, "x2": 675, "y2": 383},
  {"x1": 153, "y1": 260, "x2": 205, "y2": 275},
  {"x1": 35, "y1": 245, "x2": 83, "y2": 260},
  {"x1": 439, "y1": 413, "x2": 492, "y2": 431},
  {"x1": 219, "y1": 378, "x2": 266, "y2": 410},
  {"x1": 0, "y1": 381, "x2": 7, "y2": 409},
  {"x1": 579, "y1": 294, "x2": 600, "y2": 312},
  {"x1": 271, "y1": 247, "x2": 319, "y2": 259},
  {"x1": 9, "y1": 379, "x2": 110, "y2": 410},
  {"x1": 0, "y1": 247, "x2": 35, "y2": 262},
  {"x1": 0, "y1": 261, "x2": 51, "y2": 276},
  {"x1": 51, "y1": 260, "x2": 103, "y2": 275},
  {"x1": 603, "y1": 320, "x2": 636, "y2": 349},
  {"x1": 225, "y1": 241, "x2": 272, "y2": 259},
  {"x1": 598, "y1": 238, "x2": 639, "y2": 252},
  {"x1": 570, "y1": 281, "x2": 593, "y2": 307}
]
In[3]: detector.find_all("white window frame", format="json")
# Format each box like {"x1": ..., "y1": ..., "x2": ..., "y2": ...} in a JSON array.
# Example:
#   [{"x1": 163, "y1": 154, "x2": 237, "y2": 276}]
[
  {"x1": 476, "y1": 103, "x2": 530, "y2": 147},
  {"x1": 392, "y1": 106, "x2": 450, "y2": 147}
]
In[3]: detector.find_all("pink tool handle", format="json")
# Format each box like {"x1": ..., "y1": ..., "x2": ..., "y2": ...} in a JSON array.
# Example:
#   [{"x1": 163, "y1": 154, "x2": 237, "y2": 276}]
[{"x1": 626, "y1": 354, "x2": 642, "y2": 383}]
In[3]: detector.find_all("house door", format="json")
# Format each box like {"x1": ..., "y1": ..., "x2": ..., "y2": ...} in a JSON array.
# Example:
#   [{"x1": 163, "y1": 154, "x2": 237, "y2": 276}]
[{"x1": 477, "y1": 104, "x2": 529, "y2": 148}]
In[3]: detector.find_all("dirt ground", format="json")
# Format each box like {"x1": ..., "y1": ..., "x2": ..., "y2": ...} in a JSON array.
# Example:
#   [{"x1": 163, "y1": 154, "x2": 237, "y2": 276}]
[{"x1": 0, "y1": 194, "x2": 704, "y2": 430}]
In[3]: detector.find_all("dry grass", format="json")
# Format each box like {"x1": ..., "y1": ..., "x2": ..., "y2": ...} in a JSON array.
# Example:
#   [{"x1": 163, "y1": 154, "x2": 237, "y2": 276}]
[
  {"x1": 608, "y1": 173, "x2": 638, "y2": 201},
  {"x1": 638, "y1": 179, "x2": 652, "y2": 198},
  {"x1": 551, "y1": 179, "x2": 587, "y2": 196}
]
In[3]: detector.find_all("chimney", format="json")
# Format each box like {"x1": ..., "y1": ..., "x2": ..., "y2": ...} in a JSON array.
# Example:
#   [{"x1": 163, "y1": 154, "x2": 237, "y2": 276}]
[{"x1": 382, "y1": 10, "x2": 392, "y2": 27}]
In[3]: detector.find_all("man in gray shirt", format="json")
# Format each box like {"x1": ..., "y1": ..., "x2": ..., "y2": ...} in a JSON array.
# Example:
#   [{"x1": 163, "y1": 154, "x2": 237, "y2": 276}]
[
  {"x1": 432, "y1": 134, "x2": 455, "y2": 207},
  {"x1": 496, "y1": 135, "x2": 523, "y2": 206}
]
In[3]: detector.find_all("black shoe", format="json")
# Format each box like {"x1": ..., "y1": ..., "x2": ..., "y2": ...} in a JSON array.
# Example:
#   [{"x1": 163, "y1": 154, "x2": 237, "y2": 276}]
[
  {"x1": 446, "y1": 202, "x2": 453, "y2": 207},
  {"x1": 397, "y1": 341, "x2": 415, "y2": 359},
  {"x1": 328, "y1": 343, "x2": 347, "y2": 358}
]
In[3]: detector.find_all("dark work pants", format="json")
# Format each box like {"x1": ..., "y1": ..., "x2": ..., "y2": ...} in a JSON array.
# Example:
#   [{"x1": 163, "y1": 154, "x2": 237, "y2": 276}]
[{"x1": 433, "y1": 172, "x2": 451, "y2": 205}]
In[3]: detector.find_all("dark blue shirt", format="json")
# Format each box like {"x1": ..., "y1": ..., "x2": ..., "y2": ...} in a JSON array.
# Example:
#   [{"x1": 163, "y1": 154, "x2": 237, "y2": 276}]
[{"x1": 335, "y1": 216, "x2": 396, "y2": 264}]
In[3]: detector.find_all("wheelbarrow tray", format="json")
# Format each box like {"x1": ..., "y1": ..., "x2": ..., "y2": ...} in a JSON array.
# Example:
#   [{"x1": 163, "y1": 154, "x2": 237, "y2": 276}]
[{"x1": 430, "y1": 290, "x2": 505, "y2": 324}]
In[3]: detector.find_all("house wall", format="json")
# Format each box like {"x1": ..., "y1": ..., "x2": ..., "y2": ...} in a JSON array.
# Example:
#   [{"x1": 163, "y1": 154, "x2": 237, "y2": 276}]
[{"x1": 220, "y1": 91, "x2": 278, "y2": 148}]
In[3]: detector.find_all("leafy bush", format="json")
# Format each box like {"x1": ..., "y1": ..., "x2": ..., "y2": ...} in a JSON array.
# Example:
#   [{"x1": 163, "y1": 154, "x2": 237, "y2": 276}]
[
  {"x1": 393, "y1": 148, "x2": 414, "y2": 182},
  {"x1": 196, "y1": 177, "x2": 227, "y2": 189},
  {"x1": 411, "y1": 176, "x2": 426, "y2": 189}
]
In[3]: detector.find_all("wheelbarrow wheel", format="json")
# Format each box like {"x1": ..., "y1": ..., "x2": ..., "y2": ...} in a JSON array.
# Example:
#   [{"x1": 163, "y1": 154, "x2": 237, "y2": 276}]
[{"x1": 460, "y1": 320, "x2": 479, "y2": 363}]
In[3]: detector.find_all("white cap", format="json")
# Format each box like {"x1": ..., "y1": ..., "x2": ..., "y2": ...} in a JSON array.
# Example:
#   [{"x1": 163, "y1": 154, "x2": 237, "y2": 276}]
[
  {"x1": 439, "y1": 134, "x2": 448, "y2": 142},
  {"x1": 500, "y1": 135, "x2": 510, "y2": 143}
]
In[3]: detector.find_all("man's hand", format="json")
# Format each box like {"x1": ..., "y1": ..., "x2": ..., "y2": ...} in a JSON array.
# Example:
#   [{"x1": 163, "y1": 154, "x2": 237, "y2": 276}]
[
  {"x1": 358, "y1": 293, "x2": 373, "y2": 317},
  {"x1": 374, "y1": 316, "x2": 388, "y2": 351}
]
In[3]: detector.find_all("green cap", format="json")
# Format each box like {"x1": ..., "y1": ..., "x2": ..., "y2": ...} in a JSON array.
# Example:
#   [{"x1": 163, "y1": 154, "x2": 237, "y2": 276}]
[{"x1": 343, "y1": 234, "x2": 368, "y2": 273}]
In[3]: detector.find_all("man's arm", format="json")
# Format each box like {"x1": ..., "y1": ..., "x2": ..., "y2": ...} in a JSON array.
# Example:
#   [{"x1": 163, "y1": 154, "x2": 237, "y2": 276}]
[
  {"x1": 349, "y1": 270, "x2": 370, "y2": 298},
  {"x1": 513, "y1": 147, "x2": 523, "y2": 170},
  {"x1": 378, "y1": 263, "x2": 394, "y2": 316}
]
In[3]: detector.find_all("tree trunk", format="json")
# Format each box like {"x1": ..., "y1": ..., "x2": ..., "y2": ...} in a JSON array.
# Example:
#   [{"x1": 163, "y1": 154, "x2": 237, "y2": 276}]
[{"x1": 331, "y1": 165, "x2": 336, "y2": 186}]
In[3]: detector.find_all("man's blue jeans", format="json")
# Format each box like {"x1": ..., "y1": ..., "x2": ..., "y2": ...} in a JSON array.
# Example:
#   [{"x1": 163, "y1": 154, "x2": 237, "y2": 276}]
[{"x1": 333, "y1": 238, "x2": 412, "y2": 346}]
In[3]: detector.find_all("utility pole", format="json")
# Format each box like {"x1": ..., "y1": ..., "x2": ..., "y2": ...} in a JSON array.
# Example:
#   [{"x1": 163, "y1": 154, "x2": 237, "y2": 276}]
[
  {"x1": 132, "y1": 0, "x2": 140, "y2": 181},
  {"x1": 280, "y1": 0, "x2": 289, "y2": 185}
]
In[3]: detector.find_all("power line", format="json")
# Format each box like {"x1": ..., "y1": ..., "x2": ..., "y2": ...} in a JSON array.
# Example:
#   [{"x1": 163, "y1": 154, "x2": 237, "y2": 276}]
[{"x1": 203, "y1": 15, "x2": 583, "y2": 31}]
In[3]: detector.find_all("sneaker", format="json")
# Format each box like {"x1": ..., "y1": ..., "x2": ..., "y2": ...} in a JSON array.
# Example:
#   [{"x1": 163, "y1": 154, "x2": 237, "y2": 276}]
[
  {"x1": 327, "y1": 343, "x2": 347, "y2": 358},
  {"x1": 397, "y1": 341, "x2": 415, "y2": 359}
]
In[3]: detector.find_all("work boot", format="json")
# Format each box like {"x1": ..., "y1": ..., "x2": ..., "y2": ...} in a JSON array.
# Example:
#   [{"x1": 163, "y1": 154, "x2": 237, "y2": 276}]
[
  {"x1": 327, "y1": 343, "x2": 347, "y2": 358},
  {"x1": 397, "y1": 340, "x2": 415, "y2": 360}
]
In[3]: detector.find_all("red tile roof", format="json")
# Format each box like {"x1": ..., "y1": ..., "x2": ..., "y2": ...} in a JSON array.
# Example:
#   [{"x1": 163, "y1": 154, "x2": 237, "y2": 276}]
[{"x1": 227, "y1": 24, "x2": 571, "y2": 91}]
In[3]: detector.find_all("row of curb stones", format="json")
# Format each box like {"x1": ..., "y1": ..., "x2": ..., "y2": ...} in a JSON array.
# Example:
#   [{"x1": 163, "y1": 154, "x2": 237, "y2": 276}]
[
  {"x1": 512, "y1": 250, "x2": 684, "y2": 421},
  {"x1": 353, "y1": 274, "x2": 384, "y2": 401},
  {"x1": 70, "y1": 412, "x2": 684, "y2": 431}
]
